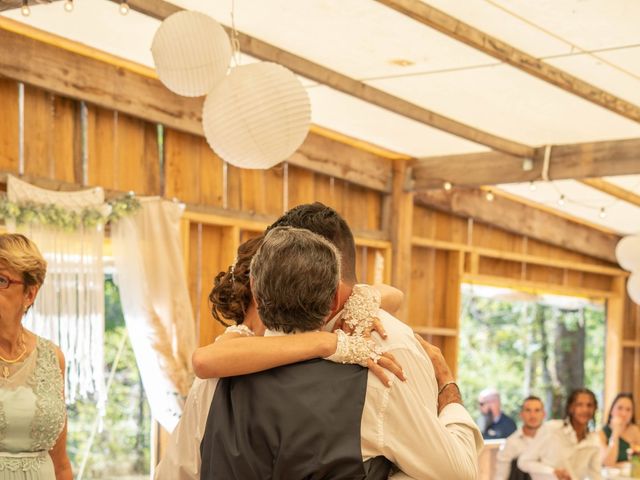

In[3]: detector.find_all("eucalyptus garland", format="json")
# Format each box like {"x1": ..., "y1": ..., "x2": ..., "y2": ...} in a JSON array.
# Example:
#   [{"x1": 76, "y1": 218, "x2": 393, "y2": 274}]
[{"x1": 0, "y1": 194, "x2": 141, "y2": 231}]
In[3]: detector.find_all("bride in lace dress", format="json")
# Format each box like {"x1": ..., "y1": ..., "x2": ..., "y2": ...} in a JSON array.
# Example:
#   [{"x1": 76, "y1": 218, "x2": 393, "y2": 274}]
[{"x1": 0, "y1": 234, "x2": 71, "y2": 480}]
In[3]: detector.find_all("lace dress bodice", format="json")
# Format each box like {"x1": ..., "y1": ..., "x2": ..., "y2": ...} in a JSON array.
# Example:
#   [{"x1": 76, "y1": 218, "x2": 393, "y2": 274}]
[{"x1": 0, "y1": 337, "x2": 66, "y2": 479}]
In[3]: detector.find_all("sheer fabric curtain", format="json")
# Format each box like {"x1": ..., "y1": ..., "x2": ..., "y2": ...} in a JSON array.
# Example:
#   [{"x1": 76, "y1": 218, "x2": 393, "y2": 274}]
[
  {"x1": 110, "y1": 197, "x2": 196, "y2": 431},
  {"x1": 7, "y1": 175, "x2": 107, "y2": 408}
]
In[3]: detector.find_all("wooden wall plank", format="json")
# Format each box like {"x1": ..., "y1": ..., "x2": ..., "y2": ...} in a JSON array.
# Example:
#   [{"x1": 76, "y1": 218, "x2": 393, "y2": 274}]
[
  {"x1": 87, "y1": 106, "x2": 116, "y2": 189},
  {"x1": 0, "y1": 77, "x2": 18, "y2": 172},
  {"x1": 23, "y1": 85, "x2": 53, "y2": 178}
]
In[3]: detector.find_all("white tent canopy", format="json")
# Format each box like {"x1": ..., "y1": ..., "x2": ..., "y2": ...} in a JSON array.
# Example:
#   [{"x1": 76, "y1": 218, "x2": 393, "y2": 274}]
[{"x1": 3, "y1": 0, "x2": 640, "y2": 234}]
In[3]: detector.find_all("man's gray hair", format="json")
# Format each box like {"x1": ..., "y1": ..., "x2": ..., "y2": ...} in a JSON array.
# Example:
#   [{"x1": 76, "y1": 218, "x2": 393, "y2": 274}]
[{"x1": 250, "y1": 226, "x2": 341, "y2": 334}]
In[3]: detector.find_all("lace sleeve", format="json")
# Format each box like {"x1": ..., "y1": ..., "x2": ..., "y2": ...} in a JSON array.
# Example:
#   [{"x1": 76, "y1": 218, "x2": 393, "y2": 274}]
[
  {"x1": 341, "y1": 284, "x2": 381, "y2": 336},
  {"x1": 214, "y1": 324, "x2": 255, "y2": 342}
]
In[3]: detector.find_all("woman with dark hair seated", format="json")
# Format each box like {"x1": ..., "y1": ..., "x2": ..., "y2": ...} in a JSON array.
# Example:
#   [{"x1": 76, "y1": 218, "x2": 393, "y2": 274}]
[
  {"x1": 600, "y1": 392, "x2": 640, "y2": 466},
  {"x1": 518, "y1": 388, "x2": 602, "y2": 480}
]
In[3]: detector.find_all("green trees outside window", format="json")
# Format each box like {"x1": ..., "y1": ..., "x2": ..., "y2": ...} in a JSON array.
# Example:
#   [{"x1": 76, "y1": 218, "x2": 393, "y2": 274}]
[
  {"x1": 458, "y1": 285, "x2": 605, "y2": 424},
  {"x1": 67, "y1": 278, "x2": 151, "y2": 479}
]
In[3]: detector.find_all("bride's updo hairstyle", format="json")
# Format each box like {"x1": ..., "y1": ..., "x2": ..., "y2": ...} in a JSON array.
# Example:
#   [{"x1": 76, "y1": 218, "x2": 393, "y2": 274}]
[{"x1": 209, "y1": 234, "x2": 264, "y2": 327}]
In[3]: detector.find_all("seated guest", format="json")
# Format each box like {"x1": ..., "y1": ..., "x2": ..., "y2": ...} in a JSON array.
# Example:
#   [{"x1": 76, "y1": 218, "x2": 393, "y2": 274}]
[
  {"x1": 478, "y1": 387, "x2": 517, "y2": 439},
  {"x1": 518, "y1": 388, "x2": 602, "y2": 480},
  {"x1": 600, "y1": 392, "x2": 640, "y2": 466},
  {"x1": 495, "y1": 395, "x2": 546, "y2": 480}
]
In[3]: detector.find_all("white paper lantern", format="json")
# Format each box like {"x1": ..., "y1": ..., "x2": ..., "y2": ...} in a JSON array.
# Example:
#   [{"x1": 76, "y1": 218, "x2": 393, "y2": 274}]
[
  {"x1": 202, "y1": 62, "x2": 311, "y2": 169},
  {"x1": 151, "y1": 11, "x2": 232, "y2": 97},
  {"x1": 628, "y1": 272, "x2": 640, "y2": 304},
  {"x1": 615, "y1": 235, "x2": 640, "y2": 272}
]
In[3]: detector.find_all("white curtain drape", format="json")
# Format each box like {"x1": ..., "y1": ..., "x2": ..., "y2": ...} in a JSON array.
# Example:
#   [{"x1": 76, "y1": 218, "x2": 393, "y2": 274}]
[
  {"x1": 110, "y1": 197, "x2": 196, "y2": 431},
  {"x1": 7, "y1": 175, "x2": 107, "y2": 408}
]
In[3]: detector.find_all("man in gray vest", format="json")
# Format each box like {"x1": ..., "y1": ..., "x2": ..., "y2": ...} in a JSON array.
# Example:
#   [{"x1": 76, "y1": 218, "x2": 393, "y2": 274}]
[{"x1": 200, "y1": 226, "x2": 391, "y2": 479}]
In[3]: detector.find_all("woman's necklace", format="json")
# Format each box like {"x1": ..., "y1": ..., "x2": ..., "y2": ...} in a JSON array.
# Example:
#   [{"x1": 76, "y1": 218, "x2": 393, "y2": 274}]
[{"x1": 0, "y1": 330, "x2": 27, "y2": 379}]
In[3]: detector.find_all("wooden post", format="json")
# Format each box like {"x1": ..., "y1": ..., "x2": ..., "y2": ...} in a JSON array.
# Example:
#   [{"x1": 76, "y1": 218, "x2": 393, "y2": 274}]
[
  {"x1": 604, "y1": 276, "x2": 626, "y2": 411},
  {"x1": 389, "y1": 160, "x2": 413, "y2": 322}
]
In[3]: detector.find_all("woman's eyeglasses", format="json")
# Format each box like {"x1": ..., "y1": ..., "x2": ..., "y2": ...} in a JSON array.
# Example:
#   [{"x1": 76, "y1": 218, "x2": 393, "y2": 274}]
[{"x1": 0, "y1": 274, "x2": 24, "y2": 289}]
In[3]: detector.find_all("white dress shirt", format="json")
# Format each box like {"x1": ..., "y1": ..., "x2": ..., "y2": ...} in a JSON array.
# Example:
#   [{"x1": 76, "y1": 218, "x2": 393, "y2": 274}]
[
  {"x1": 494, "y1": 428, "x2": 536, "y2": 480},
  {"x1": 155, "y1": 309, "x2": 483, "y2": 480},
  {"x1": 517, "y1": 420, "x2": 602, "y2": 480}
]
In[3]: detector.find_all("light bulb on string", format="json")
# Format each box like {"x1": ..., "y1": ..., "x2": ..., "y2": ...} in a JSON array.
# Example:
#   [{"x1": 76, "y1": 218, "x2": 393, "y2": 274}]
[
  {"x1": 64, "y1": 0, "x2": 73, "y2": 12},
  {"x1": 443, "y1": 181, "x2": 452, "y2": 191},
  {"x1": 558, "y1": 194, "x2": 565, "y2": 206},
  {"x1": 599, "y1": 207, "x2": 606, "y2": 219},
  {"x1": 21, "y1": 0, "x2": 30, "y2": 16},
  {"x1": 485, "y1": 190, "x2": 495, "y2": 202},
  {"x1": 119, "y1": 1, "x2": 129, "y2": 15},
  {"x1": 529, "y1": 181, "x2": 536, "y2": 192}
]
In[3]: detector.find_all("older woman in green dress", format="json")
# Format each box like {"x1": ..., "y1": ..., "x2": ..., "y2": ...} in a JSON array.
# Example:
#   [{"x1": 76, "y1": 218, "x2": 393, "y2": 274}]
[{"x1": 0, "y1": 234, "x2": 71, "y2": 480}]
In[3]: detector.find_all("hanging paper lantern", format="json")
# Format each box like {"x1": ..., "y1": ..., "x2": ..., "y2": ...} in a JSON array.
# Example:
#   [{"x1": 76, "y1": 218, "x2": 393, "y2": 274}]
[
  {"x1": 151, "y1": 11, "x2": 232, "y2": 97},
  {"x1": 615, "y1": 235, "x2": 640, "y2": 272},
  {"x1": 628, "y1": 272, "x2": 640, "y2": 304},
  {"x1": 202, "y1": 62, "x2": 311, "y2": 169}
]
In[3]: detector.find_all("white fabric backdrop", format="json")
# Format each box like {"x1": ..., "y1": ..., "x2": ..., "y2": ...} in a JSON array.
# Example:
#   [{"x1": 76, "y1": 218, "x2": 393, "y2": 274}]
[
  {"x1": 7, "y1": 174, "x2": 107, "y2": 408},
  {"x1": 111, "y1": 197, "x2": 196, "y2": 431}
]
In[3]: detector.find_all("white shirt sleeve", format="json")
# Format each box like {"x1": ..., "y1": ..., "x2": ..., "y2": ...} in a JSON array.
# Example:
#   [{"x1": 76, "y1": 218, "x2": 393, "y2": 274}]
[
  {"x1": 517, "y1": 424, "x2": 555, "y2": 477},
  {"x1": 364, "y1": 346, "x2": 483, "y2": 480},
  {"x1": 154, "y1": 378, "x2": 218, "y2": 480},
  {"x1": 494, "y1": 435, "x2": 517, "y2": 480}
]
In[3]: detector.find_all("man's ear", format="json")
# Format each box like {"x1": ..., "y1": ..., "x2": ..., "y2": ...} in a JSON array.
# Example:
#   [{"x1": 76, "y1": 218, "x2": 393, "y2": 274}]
[{"x1": 330, "y1": 288, "x2": 341, "y2": 314}]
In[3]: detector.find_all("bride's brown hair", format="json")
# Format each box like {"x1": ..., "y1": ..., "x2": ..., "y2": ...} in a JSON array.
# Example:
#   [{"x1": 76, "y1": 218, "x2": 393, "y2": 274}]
[{"x1": 209, "y1": 234, "x2": 264, "y2": 327}]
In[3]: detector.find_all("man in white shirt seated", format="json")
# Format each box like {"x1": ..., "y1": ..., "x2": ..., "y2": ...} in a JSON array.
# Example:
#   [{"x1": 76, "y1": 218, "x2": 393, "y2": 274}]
[{"x1": 495, "y1": 395, "x2": 546, "y2": 480}]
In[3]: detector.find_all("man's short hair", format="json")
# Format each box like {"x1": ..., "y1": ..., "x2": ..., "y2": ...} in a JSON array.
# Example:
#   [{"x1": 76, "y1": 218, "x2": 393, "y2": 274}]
[
  {"x1": 521, "y1": 395, "x2": 543, "y2": 410},
  {"x1": 267, "y1": 202, "x2": 357, "y2": 285},
  {"x1": 250, "y1": 226, "x2": 341, "y2": 334}
]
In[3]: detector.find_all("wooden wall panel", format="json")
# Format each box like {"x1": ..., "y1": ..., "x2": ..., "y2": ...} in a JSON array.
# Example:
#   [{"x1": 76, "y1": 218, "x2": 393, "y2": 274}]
[
  {"x1": 87, "y1": 107, "x2": 116, "y2": 189},
  {"x1": 88, "y1": 107, "x2": 160, "y2": 194},
  {"x1": 409, "y1": 247, "x2": 435, "y2": 328},
  {"x1": 186, "y1": 223, "x2": 239, "y2": 346},
  {"x1": 0, "y1": 78, "x2": 19, "y2": 172},
  {"x1": 164, "y1": 129, "x2": 199, "y2": 204},
  {"x1": 287, "y1": 165, "x2": 316, "y2": 208},
  {"x1": 23, "y1": 86, "x2": 77, "y2": 182}
]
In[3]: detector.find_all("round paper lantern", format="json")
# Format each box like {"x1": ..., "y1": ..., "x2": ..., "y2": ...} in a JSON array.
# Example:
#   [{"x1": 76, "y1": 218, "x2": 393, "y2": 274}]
[
  {"x1": 615, "y1": 235, "x2": 640, "y2": 271},
  {"x1": 628, "y1": 272, "x2": 640, "y2": 304},
  {"x1": 151, "y1": 11, "x2": 232, "y2": 97},
  {"x1": 202, "y1": 62, "x2": 311, "y2": 169}
]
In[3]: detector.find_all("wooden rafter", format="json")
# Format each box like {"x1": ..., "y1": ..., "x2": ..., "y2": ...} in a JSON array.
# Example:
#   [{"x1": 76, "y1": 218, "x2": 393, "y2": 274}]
[
  {"x1": 375, "y1": 0, "x2": 640, "y2": 124},
  {"x1": 0, "y1": 21, "x2": 392, "y2": 192},
  {"x1": 414, "y1": 188, "x2": 621, "y2": 263},
  {"x1": 104, "y1": 0, "x2": 533, "y2": 158},
  {"x1": 410, "y1": 138, "x2": 640, "y2": 190},
  {"x1": 0, "y1": 0, "x2": 61, "y2": 11},
  {"x1": 580, "y1": 178, "x2": 640, "y2": 208}
]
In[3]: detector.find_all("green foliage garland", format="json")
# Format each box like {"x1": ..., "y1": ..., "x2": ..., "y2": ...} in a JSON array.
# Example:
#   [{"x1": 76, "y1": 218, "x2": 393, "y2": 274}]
[{"x1": 0, "y1": 194, "x2": 141, "y2": 231}]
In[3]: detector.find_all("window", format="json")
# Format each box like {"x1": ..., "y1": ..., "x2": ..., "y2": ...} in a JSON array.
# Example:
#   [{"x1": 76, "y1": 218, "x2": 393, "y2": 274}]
[
  {"x1": 457, "y1": 284, "x2": 605, "y2": 423},
  {"x1": 67, "y1": 277, "x2": 151, "y2": 479}
]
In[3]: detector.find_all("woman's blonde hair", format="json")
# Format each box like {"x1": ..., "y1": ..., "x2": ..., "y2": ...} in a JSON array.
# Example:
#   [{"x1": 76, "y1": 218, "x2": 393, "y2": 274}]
[{"x1": 0, "y1": 233, "x2": 47, "y2": 287}]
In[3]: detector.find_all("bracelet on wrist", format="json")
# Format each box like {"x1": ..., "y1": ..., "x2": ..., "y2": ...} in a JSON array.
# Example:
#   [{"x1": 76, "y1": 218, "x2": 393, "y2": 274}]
[{"x1": 438, "y1": 380, "x2": 458, "y2": 396}]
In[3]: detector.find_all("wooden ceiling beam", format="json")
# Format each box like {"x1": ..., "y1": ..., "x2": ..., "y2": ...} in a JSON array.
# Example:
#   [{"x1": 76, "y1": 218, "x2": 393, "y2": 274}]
[
  {"x1": 107, "y1": 0, "x2": 533, "y2": 158},
  {"x1": 376, "y1": 0, "x2": 640, "y2": 124},
  {"x1": 415, "y1": 188, "x2": 620, "y2": 263},
  {"x1": 410, "y1": 138, "x2": 640, "y2": 190},
  {"x1": 580, "y1": 178, "x2": 640, "y2": 208},
  {"x1": 0, "y1": 21, "x2": 392, "y2": 192}
]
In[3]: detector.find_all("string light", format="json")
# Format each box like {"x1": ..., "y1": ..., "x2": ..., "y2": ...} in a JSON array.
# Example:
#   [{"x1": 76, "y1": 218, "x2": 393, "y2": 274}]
[
  {"x1": 119, "y1": 1, "x2": 129, "y2": 15},
  {"x1": 526, "y1": 178, "x2": 640, "y2": 221},
  {"x1": 443, "y1": 181, "x2": 452, "y2": 191},
  {"x1": 485, "y1": 190, "x2": 495, "y2": 202},
  {"x1": 64, "y1": 0, "x2": 73, "y2": 12},
  {"x1": 21, "y1": 0, "x2": 30, "y2": 16}
]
